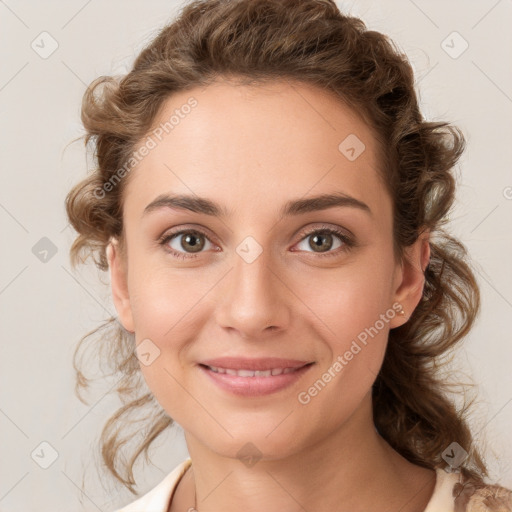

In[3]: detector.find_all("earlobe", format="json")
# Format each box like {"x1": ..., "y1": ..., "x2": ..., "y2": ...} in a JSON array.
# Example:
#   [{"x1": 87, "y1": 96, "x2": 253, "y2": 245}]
[{"x1": 107, "y1": 239, "x2": 135, "y2": 333}]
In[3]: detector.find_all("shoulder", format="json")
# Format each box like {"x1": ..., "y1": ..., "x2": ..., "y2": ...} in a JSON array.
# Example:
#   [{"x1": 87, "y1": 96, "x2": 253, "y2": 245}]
[
  {"x1": 424, "y1": 468, "x2": 512, "y2": 512},
  {"x1": 452, "y1": 474, "x2": 512, "y2": 512},
  {"x1": 111, "y1": 457, "x2": 192, "y2": 512}
]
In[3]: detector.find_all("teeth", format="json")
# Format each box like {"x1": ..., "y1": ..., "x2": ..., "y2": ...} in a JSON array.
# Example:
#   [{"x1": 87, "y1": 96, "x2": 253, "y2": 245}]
[{"x1": 207, "y1": 365, "x2": 301, "y2": 377}]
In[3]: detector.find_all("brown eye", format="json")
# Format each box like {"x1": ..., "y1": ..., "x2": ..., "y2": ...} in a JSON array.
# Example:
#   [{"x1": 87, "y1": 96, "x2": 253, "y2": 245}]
[
  {"x1": 174, "y1": 232, "x2": 206, "y2": 253},
  {"x1": 308, "y1": 232, "x2": 336, "y2": 252},
  {"x1": 294, "y1": 226, "x2": 354, "y2": 258},
  {"x1": 159, "y1": 229, "x2": 214, "y2": 259}
]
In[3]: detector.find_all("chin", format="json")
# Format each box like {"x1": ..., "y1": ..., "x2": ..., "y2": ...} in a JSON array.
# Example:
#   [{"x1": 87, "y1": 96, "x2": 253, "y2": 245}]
[{"x1": 187, "y1": 418, "x2": 319, "y2": 464}]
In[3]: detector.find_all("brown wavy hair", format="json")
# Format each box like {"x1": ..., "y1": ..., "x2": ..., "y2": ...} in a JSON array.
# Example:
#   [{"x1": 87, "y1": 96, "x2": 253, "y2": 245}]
[{"x1": 65, "y1": 0, "x2": 498, "y2": 495}]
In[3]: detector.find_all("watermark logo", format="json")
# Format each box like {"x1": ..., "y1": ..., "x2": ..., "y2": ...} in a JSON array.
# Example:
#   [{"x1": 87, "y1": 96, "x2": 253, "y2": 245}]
[
  {"x1": 442, "y1": 441, "x2": 468, "y2": 472},
  {"x1": 31, "y1": 31, "x2": 59, "y2": 59},
  {"x1": 134, "y1": 338, "x2": 161, "y2": 366},
  {"x1": 338, "y1": 134, "x2": 366, "y2": 161},
  {"x1": 32, "y1": 237, "x2": 58, "y2": 263},
  {"x1": 31, "y1": 441, "x2": 59, "y2": 469},
  {"x1": 236, "y1": 236, "x2": 264, "y2": 264},
  {"x1": 237, "y1": 442, "x2": 263, "y2": 468},
  {"x1": 441, "y1": 31, "x2": 469, "y2": 60}
]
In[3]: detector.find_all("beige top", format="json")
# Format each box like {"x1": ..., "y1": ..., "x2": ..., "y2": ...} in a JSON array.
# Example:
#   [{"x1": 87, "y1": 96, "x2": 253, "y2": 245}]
[{"x1": 113, "y1": 458, "x2": 512, "y2": 512}]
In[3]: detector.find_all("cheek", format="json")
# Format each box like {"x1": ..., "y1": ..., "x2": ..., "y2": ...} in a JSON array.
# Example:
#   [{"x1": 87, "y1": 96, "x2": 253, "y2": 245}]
[
  {"x1": 299, "y1": 249, "x2": 394, "y2": 388},
  {"x1": 130, "y1": 279, "x2": 195, "y2": 422},
  {"x1": 303, "y1": 251, "x2": 395, "y2": 340},
  {"x1": 296, "y1": 282, "x2": 391, "y2": 429},
  {"x1": 127, "y1": 263, "x2": 212, "y2": 415},
  {"x1": 128, "y1": 255, "x2": 208, "y2": 337}
]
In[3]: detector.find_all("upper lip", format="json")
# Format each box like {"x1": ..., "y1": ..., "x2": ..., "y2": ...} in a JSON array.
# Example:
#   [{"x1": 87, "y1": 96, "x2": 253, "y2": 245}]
[{"x1": 199, "y1": 357, "x2": 313, "y2": 371}]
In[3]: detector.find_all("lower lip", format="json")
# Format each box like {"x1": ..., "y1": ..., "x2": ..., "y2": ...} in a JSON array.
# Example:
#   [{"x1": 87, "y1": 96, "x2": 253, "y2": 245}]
[{"x1": 198, "y1": 363, "x2": 314, "y2": 397}]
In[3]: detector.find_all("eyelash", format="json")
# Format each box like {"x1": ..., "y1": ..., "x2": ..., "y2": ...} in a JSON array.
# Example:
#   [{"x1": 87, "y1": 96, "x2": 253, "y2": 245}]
[{"x1": 157, "y1": 224, "x2": 355, "y2": 261}]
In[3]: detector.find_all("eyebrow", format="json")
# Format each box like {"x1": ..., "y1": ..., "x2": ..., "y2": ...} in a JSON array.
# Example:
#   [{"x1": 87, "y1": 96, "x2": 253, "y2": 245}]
[{"x1": 142, "y1": 192, "x2": 372, "y2": 219}]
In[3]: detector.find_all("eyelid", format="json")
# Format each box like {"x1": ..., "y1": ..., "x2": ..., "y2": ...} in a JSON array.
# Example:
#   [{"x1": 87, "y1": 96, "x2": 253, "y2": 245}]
[
  {"x1": 295, "y1": 223, "x2": 353, "y2": 243},
  {"x1": 157, "y1": 224, "x2": 219, "y2": 246}
]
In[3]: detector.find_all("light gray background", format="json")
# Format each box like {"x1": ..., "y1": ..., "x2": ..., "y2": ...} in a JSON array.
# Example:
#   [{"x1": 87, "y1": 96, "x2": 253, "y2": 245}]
[{"x1": 1, "y1": 1, "x2": 511, "y2": 511}]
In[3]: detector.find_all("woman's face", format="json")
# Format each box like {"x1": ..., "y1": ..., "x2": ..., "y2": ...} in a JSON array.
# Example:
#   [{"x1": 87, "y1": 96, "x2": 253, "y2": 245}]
[{"x1": 108, "y1": 79, "x2": 428, "y2": 460}]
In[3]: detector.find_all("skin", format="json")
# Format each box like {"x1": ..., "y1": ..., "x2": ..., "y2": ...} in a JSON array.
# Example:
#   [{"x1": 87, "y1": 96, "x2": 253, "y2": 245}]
[{"x1": 107, "y1": 78, "x2": 433, "y2": 512}]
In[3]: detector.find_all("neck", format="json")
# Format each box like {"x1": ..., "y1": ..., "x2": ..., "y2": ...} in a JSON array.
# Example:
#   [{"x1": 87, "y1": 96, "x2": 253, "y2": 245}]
[{"x1": 175, "y1": 394, "x2": 436, "y2": 512}]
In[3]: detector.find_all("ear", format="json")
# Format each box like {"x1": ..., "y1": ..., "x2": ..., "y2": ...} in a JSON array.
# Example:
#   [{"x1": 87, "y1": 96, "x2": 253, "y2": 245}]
[
  {"x1": 389, "y1": 228, "x2": 431, "y2": 329},
  {"x1": 106, "y1": 238, "x2": 135, "y2": 333}
]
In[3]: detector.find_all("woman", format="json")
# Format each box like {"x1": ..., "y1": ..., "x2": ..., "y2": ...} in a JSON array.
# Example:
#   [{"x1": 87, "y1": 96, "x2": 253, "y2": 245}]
[{"x1": 65, "y1": 0, "x2": 512, "y2": 510}]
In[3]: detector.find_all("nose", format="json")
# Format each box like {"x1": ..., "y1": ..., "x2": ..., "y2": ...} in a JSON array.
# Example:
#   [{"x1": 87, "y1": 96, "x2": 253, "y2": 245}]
[{"x1": 214, "y1": 245, "x2": 291, "y2": 340}]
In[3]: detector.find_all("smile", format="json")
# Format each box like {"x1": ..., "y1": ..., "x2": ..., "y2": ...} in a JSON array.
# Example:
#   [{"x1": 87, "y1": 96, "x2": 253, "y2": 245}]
[
  {"x1": 205, "y1": 365, "x2": 301, "y2": 377},
  {"x1": 198, "y1": 362, "x2": 315, "y2": 396}
]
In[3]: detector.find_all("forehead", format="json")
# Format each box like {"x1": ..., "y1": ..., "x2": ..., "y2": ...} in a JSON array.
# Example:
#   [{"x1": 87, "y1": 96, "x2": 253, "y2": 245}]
[{"x1": 123, "y1": 79, "x2": 389, "y2": 224}]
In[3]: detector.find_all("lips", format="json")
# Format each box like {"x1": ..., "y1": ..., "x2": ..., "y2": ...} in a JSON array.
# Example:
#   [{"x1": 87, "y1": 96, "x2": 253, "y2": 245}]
[
  {"x1": 198, "y1": 357, "x2": 315, "y2": 396},
  {"x1": 199, "y1": 357, "x2": 312, "y2": 372},
  {"x1": 205, "y1": 365, "x2": 299, "y2": 377}
]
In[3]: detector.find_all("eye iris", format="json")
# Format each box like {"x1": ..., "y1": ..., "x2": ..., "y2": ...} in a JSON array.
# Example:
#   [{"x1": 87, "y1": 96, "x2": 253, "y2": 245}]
[
  {"x1": 310, "y1": 232, "x2": 333, "y2": 252},
  {"x1": 181, "y1": 233, "x2": 205, "y2": 253}
]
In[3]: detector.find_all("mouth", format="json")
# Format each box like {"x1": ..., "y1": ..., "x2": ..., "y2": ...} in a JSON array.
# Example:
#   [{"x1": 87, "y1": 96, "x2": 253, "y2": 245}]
[
  {"x1": 200, "y1": 364, "x2": 308, "y2": 377},
  {"x1": 197, "y1": 360, "x2": 315, "y2": 396}
]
